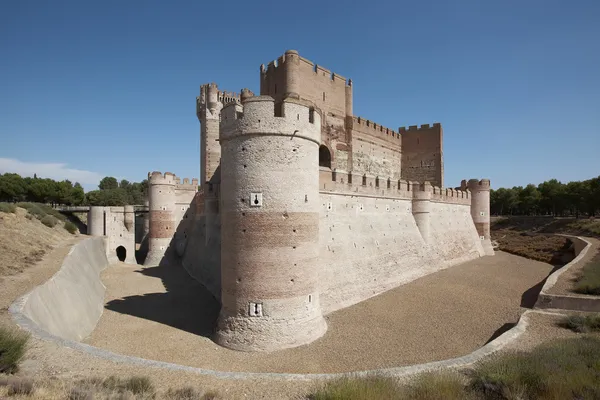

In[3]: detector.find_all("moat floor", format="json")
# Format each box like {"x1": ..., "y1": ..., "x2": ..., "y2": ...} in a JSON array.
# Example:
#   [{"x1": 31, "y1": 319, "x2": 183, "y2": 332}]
[{"x1": 85, "y1": 251, "x2": 553, "y2": 374}]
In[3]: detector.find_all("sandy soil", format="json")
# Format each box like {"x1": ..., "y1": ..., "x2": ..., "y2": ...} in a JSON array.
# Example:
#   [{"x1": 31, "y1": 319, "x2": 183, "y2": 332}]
[
  {"x1": 548, "y1": 237, "x2": 600, "y2": 295},
  {"x1": 86, "y1": 251, "x2": 554, "y2": 374}
]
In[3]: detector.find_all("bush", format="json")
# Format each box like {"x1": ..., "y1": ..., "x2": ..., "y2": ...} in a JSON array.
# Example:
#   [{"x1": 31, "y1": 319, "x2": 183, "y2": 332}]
[
  {"x1": 573, "y1": 258, "x2": 600, "y2": 295},
  {"x1": 399, "y1": 371, "x2": 469, "y2": 400},
  {"x1": 16, "y1": 202, "x2": 46, "y2": 219},
  {"x1": 41, "y1": 215, "x2": 57, "y2": 228},
  {"x1": 64, "y1": 221, "x2": 78, "y2": 234},
  {"x1": 308, "y1": 376, "x2": 402, "y2": 400},
  {"x1": 0, "y1": 325, "x2": 30, "y2": 373},
  {"x1": 559, "y1": 314, "x2": 600, "y2": 333},
  {"x1": 469, "y1": 336, "x2": 600, "y2": 399},
  {"x1": 0, "y1": 203, "x2": 16, "y2": 213}
]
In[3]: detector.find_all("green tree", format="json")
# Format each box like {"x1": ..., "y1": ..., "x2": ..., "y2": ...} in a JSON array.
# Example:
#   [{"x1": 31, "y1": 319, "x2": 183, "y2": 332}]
[{"x1": 98, "y1": 176, "x2": 118, "y2": 190}]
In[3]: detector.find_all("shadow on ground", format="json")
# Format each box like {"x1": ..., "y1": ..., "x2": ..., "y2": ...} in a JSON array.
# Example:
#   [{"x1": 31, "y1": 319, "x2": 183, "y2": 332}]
[{"x1": 105, "y1": 263, "x2": 220, "y2": 338}]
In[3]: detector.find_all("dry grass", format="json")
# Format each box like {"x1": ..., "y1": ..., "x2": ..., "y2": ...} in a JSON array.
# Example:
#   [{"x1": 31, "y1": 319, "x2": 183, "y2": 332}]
[
  {"x1": 492, "y1": 230, "x2": 574, "y2": 265},
  {"x1": 0, "y1": 375, "x2": 221, "y2": 400},
  {"x1": 492, "y1": 216, "x2": 600, "y2": 237},
  {"x1": 308, "y1": 336, "x2": 600, "y2": 400},
  {"x1": 0, "y1": 325, "x2": 29, "y2": 373},
  {"x1": 573, "y1": 250, "x2": 600, "y2": 295},
  {"x1": 0, "y1": 207, "x2": 72, "y2": 277}
]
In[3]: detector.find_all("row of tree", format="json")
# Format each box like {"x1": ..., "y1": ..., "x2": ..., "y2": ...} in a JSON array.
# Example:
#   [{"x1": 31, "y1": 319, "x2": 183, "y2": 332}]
[
  {"x1": 490, "y1": 176, "x2": 600, "y2": 217},
  {"x1": 0, "y1": 173, "x2": 85, "y2": 205},
  {"x1": 85, "y1": 176, "x2": 147, "y2": 206},
  {"x1": 0, "y1": 173, "x2": 147, "y2": 206}
]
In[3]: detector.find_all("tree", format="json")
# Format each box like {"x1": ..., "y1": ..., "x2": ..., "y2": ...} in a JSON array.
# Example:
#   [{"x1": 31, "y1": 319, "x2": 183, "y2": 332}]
[{"x1": 98, "y1": 176, "x2": 118, "y2": 190}]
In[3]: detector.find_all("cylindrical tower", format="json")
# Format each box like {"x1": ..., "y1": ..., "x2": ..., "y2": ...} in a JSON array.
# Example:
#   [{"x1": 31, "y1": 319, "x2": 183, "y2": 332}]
[
  {"x1": 144, "y1": 171, "x2": 176, "y2": 266},
  {"x1": 87, "y1": 206, "x2": 105, "y2": 236},
  {"x1": 207, "y1": 82, "x2": 218, "y2": 113},
  {"x1": 216, "y1": 95, "x2": 326, "y2": 352},
  {"x1": 283, "y1": 50, "x2": 300, "y2": 98},
  {"x1": 412, "y1": 182, "x2": 432, "y2": 244},
  {"x1": 124, "y1": 205, "x2": 134, "y2": 232},
  {"x1": 466, "y1": 178, "x2": 494, "y2": 256}
]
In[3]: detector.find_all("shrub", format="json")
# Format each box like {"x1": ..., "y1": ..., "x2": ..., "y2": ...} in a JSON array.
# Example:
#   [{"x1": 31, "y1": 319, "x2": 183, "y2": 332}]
[
  {"x1": 16, "y1": 202, "x2": 46, "y2": 219},
  {"x1": 41, "y1": 215, "x2": 58, "y2": 228},
  {"x1": 400, "y1": 371, "x2": 469, "y2": 400},
  {"x1": 64, "y1": 221, "x2": 78, "y2": 234},
  {"x1": 123, "y1": 376, "x2": 154, "y2": 396},
  {"x1": 308, "y1": 375, "x2": 402, "y2": 400},
  {"x1": 469, "y1": 336, "x2": 600, "y2": 399},
  {"x1": 0, "y1": 326, "x2": 30, "y2": 373},
  {"x1": 3, "y1": 376, "x2": 35, "y2": 396},
  {"x1": 559, "y1": 314, "x2": 600, "y2": 333},
  {"x1": 573, "y1": 258, "x2": 600, "y2": 295},
  {"x1": 165, "y1": 387, "x2": 204, "y2": 400},
  {"x1": 69, "y1": 386, "x2": 94, "y2": 400},
  {"x1": 0, "y1": 203, "x2": 16, "y2": 213}
]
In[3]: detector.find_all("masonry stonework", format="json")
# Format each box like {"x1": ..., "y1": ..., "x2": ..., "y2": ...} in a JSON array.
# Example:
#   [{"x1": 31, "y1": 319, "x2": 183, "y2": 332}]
[{"x1": 139, "y1": 49, "x2": 494, "y2": 353}]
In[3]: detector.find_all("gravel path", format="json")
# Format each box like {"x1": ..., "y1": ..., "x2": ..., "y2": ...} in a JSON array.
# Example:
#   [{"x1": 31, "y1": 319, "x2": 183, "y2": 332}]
[
  {"x1": 548, "y1": 237, "x2": 599, "y2": 295},
  {"x1": 85, "y1": 251, "x2": 553, "y2": 374}
]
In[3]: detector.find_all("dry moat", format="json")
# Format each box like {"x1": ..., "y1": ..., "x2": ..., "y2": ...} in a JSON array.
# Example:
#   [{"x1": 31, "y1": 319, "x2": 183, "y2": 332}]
[{"x1": 85, "y1": 251, "x2": 553, "y2": 374}]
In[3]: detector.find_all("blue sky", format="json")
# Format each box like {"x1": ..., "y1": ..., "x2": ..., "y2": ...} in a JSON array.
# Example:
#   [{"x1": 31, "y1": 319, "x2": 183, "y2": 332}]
[{"x1": 1, "y1": 0, "x2": 598, "y2": 191}]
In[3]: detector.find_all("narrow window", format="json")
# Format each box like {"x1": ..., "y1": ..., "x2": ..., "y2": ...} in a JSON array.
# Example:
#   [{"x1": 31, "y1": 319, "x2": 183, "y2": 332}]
[{"x1": 323, "y1": 92, "x2": 326, "y2": 101}]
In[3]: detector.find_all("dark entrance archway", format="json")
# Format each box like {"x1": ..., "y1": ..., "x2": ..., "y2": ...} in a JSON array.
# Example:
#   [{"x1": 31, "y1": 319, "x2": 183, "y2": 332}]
[
  {"x1": 319, "y1": 145, "x2": 332, "y2": 168},
  {"x1": 116, "y1": 246, "x2": 127, "y2": 262}
]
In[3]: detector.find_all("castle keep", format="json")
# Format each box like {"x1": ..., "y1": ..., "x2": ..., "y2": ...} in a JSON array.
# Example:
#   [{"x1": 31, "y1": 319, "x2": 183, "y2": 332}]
[{"x1": 93, "y1": 50, "x2": 494, "y2": 352}]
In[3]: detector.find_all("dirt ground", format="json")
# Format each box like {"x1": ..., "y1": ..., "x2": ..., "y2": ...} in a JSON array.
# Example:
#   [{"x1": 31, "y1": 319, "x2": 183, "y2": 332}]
[{"x1": 85, "y1": 251, "x2": 553, "y2": 374}]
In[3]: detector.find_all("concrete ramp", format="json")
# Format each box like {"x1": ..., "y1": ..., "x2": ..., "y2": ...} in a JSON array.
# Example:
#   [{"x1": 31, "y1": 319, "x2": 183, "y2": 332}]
[{"x1": 18, "y1": 237, "x2": 109, "y2": 342}]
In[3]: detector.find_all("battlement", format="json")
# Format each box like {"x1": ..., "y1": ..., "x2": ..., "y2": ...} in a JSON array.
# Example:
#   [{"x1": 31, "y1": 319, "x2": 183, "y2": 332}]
[
  {"x1": 398, "y1": 122, "x2": 442, "y2": 133},
  {"x1": 260, "y1": 50, "x2": 352, "y2": 86},
  {"x1": 351, "y1": 116, "x2": 401, "y2": 144},
  {"x1": 197, "y1": 83, "x2": 243, "y2": 111},
  {"x1": 220, "y1": 95, "x2": 321, "y2": 144},
  {"x1": 318, "y1": 168, "x2": 470, "y2": 205},
  {"x1": 148, "y1": 171, "x2": 176, "y2": 185},
  {"x1": 466, "y1": 178, "x2": 491, "y2": 190},
  {"x1": 175, "y1": 177, "x2": 199, "y2": 192}
]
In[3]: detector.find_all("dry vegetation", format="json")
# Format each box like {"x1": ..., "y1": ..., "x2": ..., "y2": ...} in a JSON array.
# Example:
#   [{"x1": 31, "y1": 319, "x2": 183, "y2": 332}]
[
  {"x1": 0, "y1": 205, "x2": 76, "y2": 277},
  {"x1": 491, "y1": 218, "x2": 575, "y2": 265}
]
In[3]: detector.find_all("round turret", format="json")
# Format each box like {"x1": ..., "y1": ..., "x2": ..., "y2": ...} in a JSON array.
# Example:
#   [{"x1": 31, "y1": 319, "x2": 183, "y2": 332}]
[
  {"x1": 144, "y1": 171, "x2": 176, "y2": 266},
  {"x1": 412, "y1": 182, "x2": 432, "y2": 243},
  {"x1": 207, "y1": 83, "x2": 218, "y2": 112},
  {"x1": 283, "y1": 50, "x2": 300, "y2": 99},
  {"x1": 87, "y1": 206, "x2": 105, "y2": 236},
  {"x1": 124, "y1": 205, "x2": 134, "y2": 232},
  {"x1": 467, "y1": 178, "x2": 494, "y2": 256},
  {"x1": 216, "y1": 95, "x2": 326, "y2": 352},
  {"x1": 240, "y1": 88, "x2": 253, "y2": 103}
]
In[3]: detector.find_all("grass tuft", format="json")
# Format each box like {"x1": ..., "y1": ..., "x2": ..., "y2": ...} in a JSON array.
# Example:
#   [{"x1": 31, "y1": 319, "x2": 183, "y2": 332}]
[
  {"x1": 0, "y1": 325, "x2": 30, "y2": 374},
  {"x1": 400, "y1": 371, "x2": 470, "y2": 400},
  {"x1": 559, "y1": 314, "x2": 600, "y2": 333},
  {"x1": 0, "y1": 203, "x2": 16, "y2": 213}
]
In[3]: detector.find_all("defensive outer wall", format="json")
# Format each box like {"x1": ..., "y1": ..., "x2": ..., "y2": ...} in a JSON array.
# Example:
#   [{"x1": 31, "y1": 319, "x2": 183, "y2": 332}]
[{"x1": 85, "y1": 49, "x2": 495, "y2": 353}]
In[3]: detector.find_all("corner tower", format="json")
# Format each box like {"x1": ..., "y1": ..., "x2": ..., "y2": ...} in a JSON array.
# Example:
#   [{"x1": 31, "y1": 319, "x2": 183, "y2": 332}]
[
  {"x1": 216, "y1": 95, "x2": 327, "y2": 352},
  {"x1": 197, "y1": 83, "x2": 222, "y2": 186},
  {"x1": 464, "y1": 178, "x2": 494, "y2": 256},
  {"x1": 144, "y1": 171, "x2": 176, "y2": 266}
]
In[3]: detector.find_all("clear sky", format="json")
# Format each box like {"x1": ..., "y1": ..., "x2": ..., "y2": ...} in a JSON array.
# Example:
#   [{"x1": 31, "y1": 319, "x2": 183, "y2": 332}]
[{"x1": 1, "y1": 0, "x2": 598, "y2": 191}]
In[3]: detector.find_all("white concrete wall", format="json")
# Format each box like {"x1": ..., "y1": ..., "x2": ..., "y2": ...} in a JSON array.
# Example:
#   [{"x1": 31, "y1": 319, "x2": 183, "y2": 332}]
[{"x1": 20, "y1": 237, "x2": 109, "y2": 342}]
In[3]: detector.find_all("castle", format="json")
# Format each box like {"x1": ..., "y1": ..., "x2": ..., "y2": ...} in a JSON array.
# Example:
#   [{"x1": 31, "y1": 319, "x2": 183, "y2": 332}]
[{"x1": 88, "y1": 50, "x2": 494, "y2": 353}]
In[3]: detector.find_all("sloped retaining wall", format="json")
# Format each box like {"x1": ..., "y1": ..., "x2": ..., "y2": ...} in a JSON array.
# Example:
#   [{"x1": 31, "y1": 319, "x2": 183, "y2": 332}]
[
  {"x1": 10, "y1": 236, "x2": 110, "y2": 341},
  {"x1": 534, "y1": 235, "x2": 600, "y2": 312}
]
